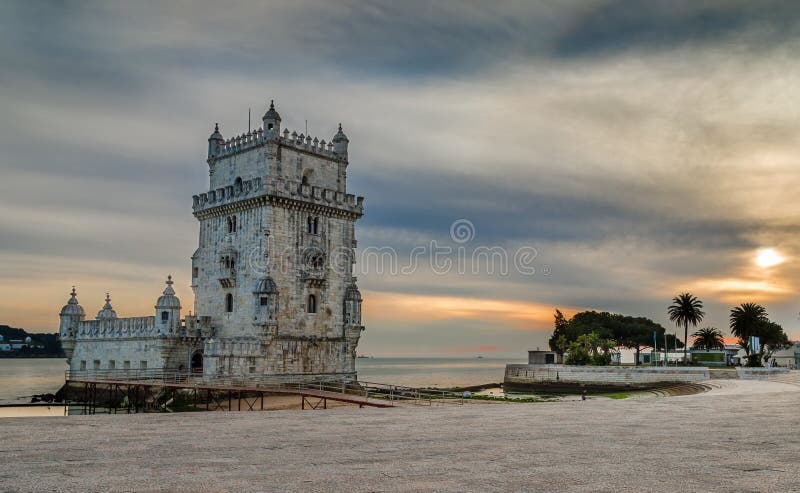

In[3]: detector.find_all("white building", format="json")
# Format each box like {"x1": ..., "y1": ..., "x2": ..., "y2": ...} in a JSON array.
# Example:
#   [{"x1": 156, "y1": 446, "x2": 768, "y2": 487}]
[{"x1": 59, "y1": 100, "x2": 365, "y2": 381}]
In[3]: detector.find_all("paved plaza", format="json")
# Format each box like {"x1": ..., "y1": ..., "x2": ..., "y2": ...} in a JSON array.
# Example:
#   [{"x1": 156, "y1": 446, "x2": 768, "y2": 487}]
[{"x1": 2, "y1": 379, "x2": 799, "y2": 492}]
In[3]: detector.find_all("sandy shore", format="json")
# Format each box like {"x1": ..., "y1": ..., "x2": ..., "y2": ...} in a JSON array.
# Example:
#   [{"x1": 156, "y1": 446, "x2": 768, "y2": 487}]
[{"x1": 2, "y1": 378, "x2": 799, "y2": 492}]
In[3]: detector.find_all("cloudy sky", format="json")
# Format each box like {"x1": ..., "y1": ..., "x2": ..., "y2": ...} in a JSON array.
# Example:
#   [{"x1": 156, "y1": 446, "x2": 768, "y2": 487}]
[{"x1": 2, "y1": 1, "x2": 800, "y2": 356}]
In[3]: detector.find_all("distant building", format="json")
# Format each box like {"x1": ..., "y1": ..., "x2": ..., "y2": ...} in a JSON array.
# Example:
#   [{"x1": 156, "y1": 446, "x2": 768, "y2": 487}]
[
  {"x1": 772, "y1": 342, "x2": 800, "y2": 369},
  {"x1": 59, "y1": 100, "x2": 365, "y2": 381},
  {"x1": 528, "y1": 350, "x2": 562, "y2": 365}
]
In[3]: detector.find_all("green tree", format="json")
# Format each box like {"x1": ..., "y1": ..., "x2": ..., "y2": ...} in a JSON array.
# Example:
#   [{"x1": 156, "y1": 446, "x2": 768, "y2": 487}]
[
  {"x1": 668, "y1": 293, "x2": 705, "y2": 362},
  {"x1": 729, "y1": 302, "x2": 767, "y2": 362},
  {"x1": 729, "y1": 303, "x2": 790, "y2": 366},
  {"x1": 758, "y1": 321, "x2": 790, "y2": 363},
  {"x1": 564, "y1": 332, "x2": 618, "y2": 366},
  {"x1": 549, "y1": 310, "x2": 673, "y2": 365},
  {"x1": 691, "y1": 327, "x2": 725, "y2": 351},
  {"x1": 548, "y1": 309, "x2": 570, "y2": 356}
]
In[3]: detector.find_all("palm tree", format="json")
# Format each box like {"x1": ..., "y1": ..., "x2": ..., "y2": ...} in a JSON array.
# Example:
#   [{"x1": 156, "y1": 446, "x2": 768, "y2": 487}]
[
  {"x1": 691, "y1": 327, "x2": 725, "y2": 350},
  {"x1": 668, "y1": 293, "x2": 705, "y2": 362},
  {"x1": 729, "y1": 302, "x2": 768, "y2": 357}
]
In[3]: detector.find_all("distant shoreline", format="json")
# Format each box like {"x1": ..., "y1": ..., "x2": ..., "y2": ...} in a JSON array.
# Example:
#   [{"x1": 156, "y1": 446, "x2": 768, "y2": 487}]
[{"x1": 0, "y1": 354, "x2": 64, "y2": 359}]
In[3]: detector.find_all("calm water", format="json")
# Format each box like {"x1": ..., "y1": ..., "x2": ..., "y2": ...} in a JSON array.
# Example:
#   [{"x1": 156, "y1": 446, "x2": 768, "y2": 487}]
[
  {"x1": 0, "y1": 357, "x2": 522, "y2": 406},
  {"x1": 0, "y1": 359, "x2": 67, "y2": 404}
]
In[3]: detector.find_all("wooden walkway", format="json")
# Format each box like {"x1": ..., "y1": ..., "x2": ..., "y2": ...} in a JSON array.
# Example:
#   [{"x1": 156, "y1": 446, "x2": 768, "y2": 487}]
[{"x1": 66, "y1": 378, "x2": 396, "y2": 414}]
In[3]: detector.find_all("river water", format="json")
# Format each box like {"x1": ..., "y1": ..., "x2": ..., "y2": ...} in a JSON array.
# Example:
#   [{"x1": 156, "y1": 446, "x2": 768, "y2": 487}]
[{"x1": 0, "y1": 357, "x2": 523, "y2": 407}]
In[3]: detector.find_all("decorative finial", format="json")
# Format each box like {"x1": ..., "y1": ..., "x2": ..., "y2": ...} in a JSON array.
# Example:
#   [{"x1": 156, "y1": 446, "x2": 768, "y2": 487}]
[
  {"x1": 166, "y1": 274, "x2": 173, "y2": 286},
  {"x1": 214, "y1": 122, "x2": 219, "y2": 132},
  {"x1": 270, "y1": 99, "x2": 275, "y2": 109},
  {"x1": 338, "y1": 123, "x2": 343, "y2": 131},
  {"x1": 105, "y1": 292, "x2": 111, "y2": 303},
  {"x1": 71, "y1": 286, "x2": 76, "y2": 296}
]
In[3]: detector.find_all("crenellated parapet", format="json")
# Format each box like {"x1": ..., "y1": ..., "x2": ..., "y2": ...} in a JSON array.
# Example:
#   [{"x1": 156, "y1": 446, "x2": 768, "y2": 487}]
[
  {"x1": 209, "y1": 126, "x2": 345, "y2": 163},
  {"x1": 279, "y1": 128, "x2": 340, "y2": 159},
  {"x1": 193, "y1": 177, "x2": 264, "y2": 212},
  {"x1": 271, "y1": 179, "x2": 364, "y2": 215},
  {"x1": 193, "y1": 178, "x2": 363, "y2": 218},
  {"x1": 75, "y1": 316, "x2": 158, "y2": 340}
]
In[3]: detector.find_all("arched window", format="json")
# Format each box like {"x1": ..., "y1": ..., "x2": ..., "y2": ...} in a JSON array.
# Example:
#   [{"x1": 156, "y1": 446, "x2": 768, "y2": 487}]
[
  {"x1": 313, "y1": 217, "x2": 319, "y2": 234},
  {"x1": 227, "y1": 216, "x2": 238, "y2": 233},
  {"x1": 307, "y1": 216, "x2": 313, "y2": 233},
  {"x1": 301, "y1": 176, "x2": 309, "y2": 186},
  {"x1": 307, "y1": 294, "x2": 317, "y2": 314},
  {"x1": 234, "y1": 177, "x2": 242, "y2": 194},
  {"x1": 161, "y1": 311, "x2": 169, "y2": 322},
  {"x1": 225, "y1": 293, "x2": 234, "y2": 313}
]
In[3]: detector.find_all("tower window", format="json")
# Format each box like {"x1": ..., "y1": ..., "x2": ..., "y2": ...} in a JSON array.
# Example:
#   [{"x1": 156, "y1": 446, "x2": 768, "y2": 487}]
[
  {"x1": 161, "y1": 311, "x2": 169, "y2": 322},
  {"x1": 260, "y1": 297, "x2": 269, "y2": 306},
  {"x1": 307, "y1": 216, "x2": 319, "y2": 234},
  {"x1": 225, "y1": 293, "x2": 234, "y2": 313},
  {"x1": 267, "y1": 123, "x2": 274, "y2": 130},
  {"x1": 192, "y1": 267, "x2": 199, "y2": 278},
  {"x1": 227, "y1": 216, "x2": 238, "y2": 233},
  {"x1": 307, "y1": 294, "x2": 317, "y2": 314}
]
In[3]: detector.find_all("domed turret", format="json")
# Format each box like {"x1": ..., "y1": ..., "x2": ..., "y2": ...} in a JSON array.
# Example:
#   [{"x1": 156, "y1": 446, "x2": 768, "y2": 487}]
[
  {"x1": 156, "y1": 275, "x2": 182, "y2": 310},
  {"x1": 208, "y1": 123, "x2": 224, "y2": 159},
  {"x1": 59, "y1": 287, "x2": 84, "y2": 359},
  {"x1": 96, "y1": 293, "x2": 117, "y2": 320},
  {"x1": 155, "y1": 275, "x2": 182, "y2": 335},
  {"x1": 262, "y1": 100, "x2": 281, "y2": 137},
  {"x1": 332, "y1": 123, "x2": 349, "y2": 160},
  {"x1": 60, "y1": 286, "x2": 86, "y2": 318}
]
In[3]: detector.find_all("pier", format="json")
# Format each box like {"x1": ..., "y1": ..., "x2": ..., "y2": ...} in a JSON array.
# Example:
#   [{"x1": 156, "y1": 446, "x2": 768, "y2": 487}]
[{"x1": 61, "y1": 370, "x2": 464, "y2": 414}]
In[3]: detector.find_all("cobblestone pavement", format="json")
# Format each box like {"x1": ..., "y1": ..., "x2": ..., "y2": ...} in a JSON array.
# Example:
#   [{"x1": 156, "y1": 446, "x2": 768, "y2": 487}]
[{"x1": 2, "y1": 379, "x2": 799, "y2": 492}]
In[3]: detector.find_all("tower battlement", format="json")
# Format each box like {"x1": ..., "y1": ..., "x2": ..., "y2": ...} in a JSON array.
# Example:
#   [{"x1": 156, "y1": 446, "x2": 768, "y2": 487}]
[
  {"x1": 211, "y1": 129, "x2": 342, "y2": 162},
  {"x1": 192, "y1": 179, "x2": 363, "y2": 217}
]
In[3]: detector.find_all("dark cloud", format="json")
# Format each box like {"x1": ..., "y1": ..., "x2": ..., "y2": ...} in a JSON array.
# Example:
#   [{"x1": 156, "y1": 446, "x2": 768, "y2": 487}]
[
  {"x1": 554, "y1": 0, "x2": 800, "y2": 58},
  {"x1": 2, "y1": 1, "x2": 799, "y2": 345}
]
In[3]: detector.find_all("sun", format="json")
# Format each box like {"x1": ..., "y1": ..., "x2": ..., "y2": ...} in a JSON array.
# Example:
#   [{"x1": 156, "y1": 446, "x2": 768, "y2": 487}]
[{"x1": 755, "y1": 248, "x2": 784, "y2": 268}]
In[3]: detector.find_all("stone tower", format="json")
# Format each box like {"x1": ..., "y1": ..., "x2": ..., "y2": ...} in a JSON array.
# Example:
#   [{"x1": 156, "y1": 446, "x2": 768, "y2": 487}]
[{"x1": 191, "y1": 100, "x2": 365, "y2": 380}]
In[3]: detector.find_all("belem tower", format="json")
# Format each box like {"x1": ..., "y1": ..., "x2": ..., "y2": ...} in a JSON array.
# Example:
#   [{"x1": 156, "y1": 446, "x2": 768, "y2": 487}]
[{"x1": 58, "y1": 100, "x2": 365, "y2": 381}]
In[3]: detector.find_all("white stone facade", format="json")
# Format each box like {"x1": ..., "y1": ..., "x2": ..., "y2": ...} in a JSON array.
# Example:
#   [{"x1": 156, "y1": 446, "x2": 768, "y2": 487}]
[{"x1": 59, "y1": 100, "x2": 365, "y2": 381}]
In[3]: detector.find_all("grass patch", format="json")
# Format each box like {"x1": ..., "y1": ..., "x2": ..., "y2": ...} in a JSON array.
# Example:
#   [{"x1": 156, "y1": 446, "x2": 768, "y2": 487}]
[{"x1": 603, "y1": 392, "x2": 630, "y2": 400}]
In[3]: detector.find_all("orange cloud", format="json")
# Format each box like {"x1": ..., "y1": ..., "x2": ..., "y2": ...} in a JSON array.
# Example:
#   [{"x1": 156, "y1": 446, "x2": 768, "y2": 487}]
[
  {"x1": 689, "y1": 277, "x2": 793, "y2": 303},
  {"x1": 362, "y1": 290, "x2": 579, "y2": 330}
]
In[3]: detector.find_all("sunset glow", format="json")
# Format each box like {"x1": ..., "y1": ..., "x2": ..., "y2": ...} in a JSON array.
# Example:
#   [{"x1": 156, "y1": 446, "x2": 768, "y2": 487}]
[{"x1": 755, "y1": 248, "x2": 784, "y2": 268}]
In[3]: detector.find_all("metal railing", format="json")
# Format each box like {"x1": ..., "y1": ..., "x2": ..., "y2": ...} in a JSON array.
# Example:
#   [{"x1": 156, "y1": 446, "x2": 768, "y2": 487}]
[{"x1": 65, "y1": 369, "x2": 464, "y2": 406}]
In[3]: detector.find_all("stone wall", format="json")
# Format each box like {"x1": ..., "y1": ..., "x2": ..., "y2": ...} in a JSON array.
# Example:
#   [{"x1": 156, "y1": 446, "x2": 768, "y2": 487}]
[
  {"x1": 736, "y1": 367, "x2": 790, "y2": 380},
  {"x1": 505, "y1": 364, "x2": 711, "y2": 390}
]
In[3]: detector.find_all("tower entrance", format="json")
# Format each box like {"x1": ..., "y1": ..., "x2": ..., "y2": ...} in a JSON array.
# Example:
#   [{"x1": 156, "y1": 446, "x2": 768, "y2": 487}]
[{"x1": 191, "y1": 351, "x2": 203, "y2": 373}]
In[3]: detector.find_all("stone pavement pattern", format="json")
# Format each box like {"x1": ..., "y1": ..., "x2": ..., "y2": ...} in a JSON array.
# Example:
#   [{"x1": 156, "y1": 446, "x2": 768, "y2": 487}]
[{"x1": 2, "y1": 380, "x2": 799, "y2": 492}]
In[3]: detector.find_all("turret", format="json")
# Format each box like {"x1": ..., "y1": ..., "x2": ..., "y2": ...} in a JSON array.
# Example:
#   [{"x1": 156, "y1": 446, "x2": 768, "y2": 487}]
[
  {"x1": 208, "y1": 123, "x2": 224, "y2": 159},
  {"x1": 96, "y1": 293, "x2": 117, "y2": 320},
  {"x1": 155, "y1": 275, "x2": 182, "y2": 336},
  {"x1": 59, "y1": 287, "x2": 85, "y2": 361},
  {"x1": 262, "y1": 100, "x2": 281, "y2": 139},
  {"x1": 332, "y1": 123, "x2": 349, "y2": 160},
  {"x1": 343, "y1": 280, "x2": 362, "y2": 325}
]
